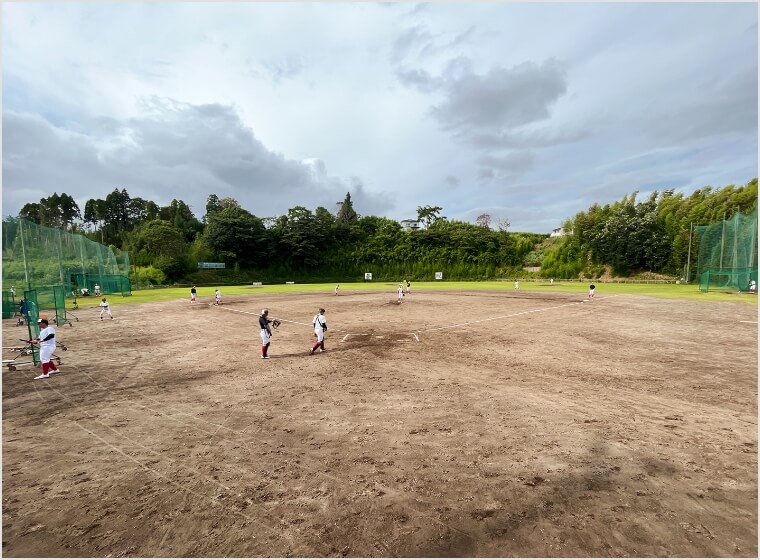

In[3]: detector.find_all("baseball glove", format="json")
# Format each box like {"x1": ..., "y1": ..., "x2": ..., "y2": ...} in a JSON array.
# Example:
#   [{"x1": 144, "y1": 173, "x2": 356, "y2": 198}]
[{"x1": 272, "y1": 319, "x2": 281, "y2": 329}]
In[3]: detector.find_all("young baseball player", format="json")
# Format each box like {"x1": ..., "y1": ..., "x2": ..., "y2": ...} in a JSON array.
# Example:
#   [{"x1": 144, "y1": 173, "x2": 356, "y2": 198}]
[
  {"x1": 190, "y1": 285, "x2": 197, "y2": 303},
  {"x1": 309, "y1": 308, "x2": 328, "y2": 355},
  {"x1": 30, "y1": 318, "x2": 60, "y2": 379},
  {"x1": 397, "y1": 283, "x2": 405, "y2": 304},
  {"x1": 100, "y1": 297, "x2": 114, "y2": 320},
  {"x1": 406, "y1": 280, "x2": 411, "y2": 293},
  {"x1": 94, "y1": 283, "x2": 101, "y2": 296},
  {"x1": 17, "y1": 298, "x2": 27, "y2": 326},
  {"x1": 749, "y1": 280, "x2": 756, "y2": 294},
  {"x1": 588, "y1": 283, "x2": 596, "y2": 299},
  {"x1": 259, "y1": 308, "x2": 273, "y2": 359},
  {"x1": 214, "y1": 289, "x2": 222, "y2": 305},
  {"x1": 514, "y1": 279, "x2": 519, "y2": 290},
  {"x1": 334, "y1": 284, "x2": 339, "y2": 296}
]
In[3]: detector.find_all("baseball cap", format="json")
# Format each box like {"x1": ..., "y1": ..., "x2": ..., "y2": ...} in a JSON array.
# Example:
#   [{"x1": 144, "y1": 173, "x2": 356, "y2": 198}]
[{"x1": 38, "y1": 318, "x2": 48, "y2": 324}]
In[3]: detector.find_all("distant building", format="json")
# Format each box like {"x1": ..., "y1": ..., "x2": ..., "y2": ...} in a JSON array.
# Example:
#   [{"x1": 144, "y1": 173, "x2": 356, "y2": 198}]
[
  {"x1": 400, "y1": 219, "x2": 423, "y2": 232},
  {"x1": 550, "y1": 227, "x2": 567, "y2": 238}
]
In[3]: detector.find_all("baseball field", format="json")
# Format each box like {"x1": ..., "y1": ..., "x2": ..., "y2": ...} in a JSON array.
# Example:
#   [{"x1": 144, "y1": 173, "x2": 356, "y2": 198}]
[{"x1": 2, "y1": 283, "x2": 757, "y2": 557}]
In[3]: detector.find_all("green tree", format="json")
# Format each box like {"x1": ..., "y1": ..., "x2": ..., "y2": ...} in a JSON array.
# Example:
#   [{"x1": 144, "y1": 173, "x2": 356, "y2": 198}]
[
  {"x1": 204, "y1": 206, "x2": 269, "y2": 266},
  {"x1": 279, "y1": 206, "x2": 323, "y2": 268},
  {"x1": 416, "y1": 205, "x2": 444, "y2": 227},
  {"x1": 19, "y1": 202, "x2": 43, "y2": 224},
  {"x1": 204, "y1": 194, "x2": 222, "y2": 222},
  {"x1": 160, "y1": 199, "x2": 203, "y2": 242},
  {"x1": 83, "y1": 198, "x2": 107, "y2": 243},
  {"x1": 127, "y1": 219, "x2": 187, "y2": 259},
  {"x1": 59, "y1": 193, "x2": 81, "y2": 231},
  {"x1": 336, "y1": 192, "x2": 358, "y2": 225}
]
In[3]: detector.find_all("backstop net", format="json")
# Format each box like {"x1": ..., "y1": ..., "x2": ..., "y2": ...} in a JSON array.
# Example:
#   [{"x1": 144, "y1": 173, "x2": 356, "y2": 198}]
[
  {"x1": 696, "y1": 207, "x2": 758, "y2": 292},
  {"x1": 2, "y1": 217, "x2": 132, "y2": 298}
]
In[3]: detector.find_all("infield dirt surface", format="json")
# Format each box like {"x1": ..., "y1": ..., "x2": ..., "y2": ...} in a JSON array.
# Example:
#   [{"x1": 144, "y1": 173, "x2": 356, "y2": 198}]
[{"x1": 2, "y1": 288, "x2": 757, "y2": 557}]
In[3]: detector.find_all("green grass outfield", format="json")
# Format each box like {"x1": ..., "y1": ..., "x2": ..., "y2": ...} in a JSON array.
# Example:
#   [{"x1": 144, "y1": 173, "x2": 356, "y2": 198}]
[{"x1": 100, "y1": 281, "x2": 759, "y2": 307}]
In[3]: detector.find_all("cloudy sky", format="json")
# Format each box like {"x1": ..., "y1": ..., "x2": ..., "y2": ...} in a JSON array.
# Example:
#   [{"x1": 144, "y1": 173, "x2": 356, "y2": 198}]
[{"x1": 3, "y1": 2, "x2": 757, "y2": 233}]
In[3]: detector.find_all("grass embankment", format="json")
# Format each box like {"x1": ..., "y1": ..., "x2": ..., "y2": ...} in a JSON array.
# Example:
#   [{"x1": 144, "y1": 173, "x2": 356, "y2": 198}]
[{"x1": 100, "y1": 281, "x2": 759, "y2": 306}]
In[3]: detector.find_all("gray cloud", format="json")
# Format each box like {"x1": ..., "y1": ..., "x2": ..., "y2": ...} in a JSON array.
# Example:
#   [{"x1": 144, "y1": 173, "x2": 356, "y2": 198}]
[
  {"x1": 394, "y1": 67, "x2": 440, "y2": 93},
  {"x1": 644, "y1": 63, "x2": 757, "y2": 142},
  {"x1": 477, "y1": 151, "x2": 535, "y2": 177},
  {"x1": 397, "y1": 56, "x2": 571, "y2": 150},
  {"x1": 444, "y1": 174, "x2": 460, "y2": 187},
  {"x1": 466, "y1": 124, "x2": 591, "y2": 149},
  {"x1": 390, "y1": 24, "x2": 435, "y2": 62},
  {"x1": 477, "y1": 167, "x2": 495, "y2": 181},
  {"x1": 2, "y1": 100, "x2": 392, "y2": 219},
  {"x1": 431, "y1": 59, "x2": 568, "y2": 134},
  {"x1": 261, "y1": 54, "x2": 305, "y2": 83}
]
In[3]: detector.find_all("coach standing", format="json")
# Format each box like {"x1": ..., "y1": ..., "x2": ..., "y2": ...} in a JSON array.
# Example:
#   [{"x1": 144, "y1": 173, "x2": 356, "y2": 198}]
[{"x1": 259, "y1": 308, "x2": 273, "y2": 359}]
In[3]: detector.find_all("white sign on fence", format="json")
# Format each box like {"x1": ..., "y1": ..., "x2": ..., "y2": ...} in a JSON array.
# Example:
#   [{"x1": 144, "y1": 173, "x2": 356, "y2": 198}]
[
  {"x1": 435, "y1": 272, "x2": 443, "y2": 280},
  {"x1": 198, "y1": 262, "x2": 225, "y2": 269},
  {"x1": 364, "y1": 273, "x2": 373, "y2": 280}
]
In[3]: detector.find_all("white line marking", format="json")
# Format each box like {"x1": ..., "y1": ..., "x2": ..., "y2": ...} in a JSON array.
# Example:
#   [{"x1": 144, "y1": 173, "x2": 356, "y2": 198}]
[
  {"x1": 212, "y1": 306, "x2": 312, "y2": 327},
  {"x1": 44, "y1": 358, "x2": 472, "y2": 551},
  {"x1": 419, "y1": 294, "x2": 619, "y2": 333},
  {"x1": 739, "y1": 321, "x2": 758, "y2": 324}
]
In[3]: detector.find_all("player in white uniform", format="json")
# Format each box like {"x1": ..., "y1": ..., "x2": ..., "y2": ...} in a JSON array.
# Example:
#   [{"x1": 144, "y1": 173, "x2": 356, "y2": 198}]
[
  {"x1": 94, "y1": 283, "x2": 101, "y2": 296},
  {"x1": 514, "y1": 279, "x2": 519, "y2": 290},
  {"x1": 588, "y1": 284, "x2": 595, "y2": 299},
  {"x1": 397, "y1": 283, "x2": 405, "y2": 304},
  {"x1": 190, "y1": 285, "x2": 197, "y2": 303},
  {"x1": 309, "y1": 308, "x2": 328, "y2": 355},
  {"x1": 31, "y1": 318, "x2": 60, "y2": 379},
  {"x1": 334, "y1": 284, "x2": 339, "y2": 296},
  {"x1": 749, "y1": 280, "x2": 756, "y2": 294},
  {"x1": 214, "y1": 289, "x2": 223, "y2": 305},
  {"x1": 100, "y1": 297, "x2": 114, "y2": 320},
  {"x1": 259, "y1": 308, "x2": 273, "y2": 359}
]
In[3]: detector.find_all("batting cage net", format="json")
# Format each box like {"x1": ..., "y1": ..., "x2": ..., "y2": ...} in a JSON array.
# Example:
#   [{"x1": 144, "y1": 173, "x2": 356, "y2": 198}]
[
  {"x1": 2, "y1": 217, "x2": 132, "y2": 298},
  {"x1": 695, "y1": 207, "x2": 758, "y2": 292},
  {"x1": 22, "y1": 288, "x2": 42, "y2": 366},
  {"x1": 2, "y1": 290, "x2": 14, "y2": 319}
]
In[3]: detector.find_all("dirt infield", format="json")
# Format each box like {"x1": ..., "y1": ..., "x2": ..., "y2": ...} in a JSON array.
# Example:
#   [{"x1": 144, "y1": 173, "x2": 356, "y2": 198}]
[{"x1": 2, "y1": 288, "x2": 757, "y2": 557}]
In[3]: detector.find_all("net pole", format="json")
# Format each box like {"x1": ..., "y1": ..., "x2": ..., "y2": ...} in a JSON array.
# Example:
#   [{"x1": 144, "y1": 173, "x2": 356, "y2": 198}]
[
  {"x1": 19, "y1": 219, "x2": 30, "y2": 289},
  {"x1": 696, "y1": 230, "x2": 702, "y2": 290},
  {"x1": 751, "y1": 211, "x2": 757, "y2": 271},
  {"x1": 686, "y1": 222, "x2": 693, "y2": 283},
  {"x1": 719, "y1": 211, "x2": 726, "y2": 269},
  {"x1": 79, "y1": 235, "x2": 87, "y2": 284},
  {"x1": 56, "y1": 228, "x2": 66, "y2": 287},
  {"x1": 733, "y1": 208, "x2": 739, "y2": 288}
]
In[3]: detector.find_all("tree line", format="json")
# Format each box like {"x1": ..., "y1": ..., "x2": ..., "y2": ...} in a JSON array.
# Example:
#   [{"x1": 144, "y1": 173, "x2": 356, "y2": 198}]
[
  {"x1": 14, "y1": 177, "x2": 757, "y2": 284},
  {"x1": 540, "y1": 178, "x2": 758, "y2": 279}
]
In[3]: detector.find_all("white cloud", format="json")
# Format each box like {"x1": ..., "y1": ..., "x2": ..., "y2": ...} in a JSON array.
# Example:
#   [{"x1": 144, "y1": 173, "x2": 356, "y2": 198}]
[{"x1": 2, "y1": 2, "x2": 757, "y2": 233}]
